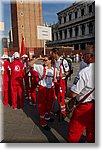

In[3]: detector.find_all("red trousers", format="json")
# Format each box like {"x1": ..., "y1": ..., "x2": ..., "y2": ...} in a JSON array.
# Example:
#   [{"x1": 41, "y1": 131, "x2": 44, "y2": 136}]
[
  {"x1": 38, "y1": 85, "x2": 55, "y2": 126},
  {"x1": 11, "y1": 85, "x2": 24, "y2": 109},
  {"x1": 3, "y1": 80, "x2": 9, "y2": 106},
  {"x1": 68, "y1": 102, "x2": 95, "y2": 143},
  {"x1": 55, "y1": 79, "x2": 66, "y2": 116},
  {"x1": 30, "y1": 77, "x2": 38, "y2": 104},
  {"x1": 30, "y1": 69, "x2": 39, "y2": 104},
  {"x1": 24, "y1": 74, "x2": 37, "y2": 104}
]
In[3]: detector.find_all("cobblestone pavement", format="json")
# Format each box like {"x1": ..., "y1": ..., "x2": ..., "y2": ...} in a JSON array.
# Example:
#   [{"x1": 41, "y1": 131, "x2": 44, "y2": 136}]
[{"x1": 1, "y1": 62, "x2": 86, "y2": 143}]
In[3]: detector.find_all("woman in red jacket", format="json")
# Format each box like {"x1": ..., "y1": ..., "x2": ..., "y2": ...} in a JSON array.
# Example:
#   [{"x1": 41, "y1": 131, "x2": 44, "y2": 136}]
[{"x1": 1, "y1": 54, "x2": 10, "y2": 106}]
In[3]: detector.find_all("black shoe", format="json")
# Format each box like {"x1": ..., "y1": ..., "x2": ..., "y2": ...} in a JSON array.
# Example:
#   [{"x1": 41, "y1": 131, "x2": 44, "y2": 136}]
[
  {"x1": 55, "y1": 110, "x2": 60, "y2": 115},
  {"x1": 47, "y1": 118, "x2": 54, "y2": 122},
  {"x1": 42, "y1": 125, "x2": 51, "y2": 131}
]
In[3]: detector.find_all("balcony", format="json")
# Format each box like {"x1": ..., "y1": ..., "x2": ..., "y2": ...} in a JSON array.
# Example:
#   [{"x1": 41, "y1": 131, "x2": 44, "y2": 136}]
[
  {"x1": 47, "y1": 33, "x2": 95, "y2": 45},
  {"x1": 58, "y1": 13, "x2": 95, "y2": 29}
]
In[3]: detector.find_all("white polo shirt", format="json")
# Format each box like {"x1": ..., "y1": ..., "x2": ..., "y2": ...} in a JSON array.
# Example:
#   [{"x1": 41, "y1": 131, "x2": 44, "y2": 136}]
[
  {"x1": 71, "y1": 63, "x2": 95, "y2": 103},
  {"x1": 34, "y1": 64, "x2": 56, "y2": 88},
  {"x1": 55, "y1": 57, "x2": 69, "y2": 80},
  {"x1": 80, "y1": 59, "x2": 88, "y2": 70}
]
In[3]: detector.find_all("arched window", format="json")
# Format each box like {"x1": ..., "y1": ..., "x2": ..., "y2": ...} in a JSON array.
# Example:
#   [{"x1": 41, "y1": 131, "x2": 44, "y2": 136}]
[
  {"x1": 69, "y1": 28, "x2": 72, "y2": 37},
  {"x1": 69, "y1": 13, "x2": 72, "y2": 21},
  {"x1": 56, "y1": 32, "x2": 58, "y2": 40},
  {"x1": 64, "y1": 15, "x2": 66, "y2": 23},
  {"x1": 75, "y1": 26, "x2": 78, "y2": 37},
  {"x1": 89, "y1": 5, "x2": 92, "y2": 13},
  {"x1": 64, "y1": 29, "x2": 67, "y2": 39},
  {"x1": 82, "y1": 24, "x2": 85, "y2": 35},
  {"x1": 75, "y1": 11, "x2": 77, "y2": 19},
  {"x1": 81, "y1": 8, "x2": 84, "y2": 16},
  {"x1": 89, "y1": 22, "x2": 93, "y2": 34},
  {"x1": 60, "y1": 31, "x2": 62, "y2": 40}
]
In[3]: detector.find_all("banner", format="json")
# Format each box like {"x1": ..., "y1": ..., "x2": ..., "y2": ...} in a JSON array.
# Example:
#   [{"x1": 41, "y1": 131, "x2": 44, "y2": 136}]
[{"x1": 37, "y1": 26, "x2": 52, "y2": 41}]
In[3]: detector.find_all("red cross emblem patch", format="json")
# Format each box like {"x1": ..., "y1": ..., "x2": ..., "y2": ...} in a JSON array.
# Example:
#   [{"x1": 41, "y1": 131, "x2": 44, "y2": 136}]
[{"x1": 15, "y1": 65, "x2": 20, "y2": 72}]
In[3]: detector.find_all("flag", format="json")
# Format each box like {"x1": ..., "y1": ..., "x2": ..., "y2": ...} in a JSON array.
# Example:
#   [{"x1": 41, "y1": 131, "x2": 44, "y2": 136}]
[{"x1": 20, "y1": 36, "x2": 26, "y2": 56}]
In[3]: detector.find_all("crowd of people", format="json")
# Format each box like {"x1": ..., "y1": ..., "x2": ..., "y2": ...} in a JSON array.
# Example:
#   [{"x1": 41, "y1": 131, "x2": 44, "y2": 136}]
[{"x1": 0, "y1": 46, "x2": 95, "y2": 143}]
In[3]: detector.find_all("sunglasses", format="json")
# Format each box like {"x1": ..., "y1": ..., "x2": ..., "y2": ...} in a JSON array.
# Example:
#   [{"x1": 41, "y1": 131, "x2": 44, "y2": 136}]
[{"x1": 43, "y1": 59, "x2": 48, "y2": 62}]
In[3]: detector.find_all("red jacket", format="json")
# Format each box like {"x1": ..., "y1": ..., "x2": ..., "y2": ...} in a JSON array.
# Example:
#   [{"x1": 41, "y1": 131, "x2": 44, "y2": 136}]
[
  {"x1": 30, "y1": 69, "x2": 39, "y2": 85},
  {"x1": 2, "y1": 60, "x2": 10, "y2": 82},
  {"x1": 10, "y1": 59, "x2": 24, "y2": 85}
]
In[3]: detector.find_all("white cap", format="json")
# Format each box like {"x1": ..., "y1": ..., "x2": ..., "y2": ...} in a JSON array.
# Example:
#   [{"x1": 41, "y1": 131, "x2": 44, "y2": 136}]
[
  {"x1": 14, "y1": 52, "x2": 20, "y2": 58},
  {"x1": 1, "y1": 54, "x2": 8, "y2": 59},
  {"x1": 21, "y1": 54, "x2": 28, "y2": 58}
]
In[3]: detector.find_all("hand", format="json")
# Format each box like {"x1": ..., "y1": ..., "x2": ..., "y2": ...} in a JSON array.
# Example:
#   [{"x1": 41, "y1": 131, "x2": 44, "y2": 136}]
[
  {"x1": 67, "y1": 97, "x2": 76, "y2": 109},
  {"x1": 59, "y1": 72, "x2": 63, "y2": 77},
  {"x1": 37, "y1": 57, "x2": 44, "y2": 60},
  {"x1": 65, "y1": 99, "x2": 69, "y2": 105},
  {"x1": 53, "y1": 77, "x2": 57, "y2": 82}
]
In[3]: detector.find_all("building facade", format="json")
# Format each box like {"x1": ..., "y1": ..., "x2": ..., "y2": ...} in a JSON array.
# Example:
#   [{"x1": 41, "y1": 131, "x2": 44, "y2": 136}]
[
  {"x1": 2, "y1": 37, "x2": 9, "y2": 48},
  {"x1": 11, "y1": 0, "x2": 43, "y2": 53},
  {"x1": 47, "y1": 1, "x2": 95, "y2": 50}
]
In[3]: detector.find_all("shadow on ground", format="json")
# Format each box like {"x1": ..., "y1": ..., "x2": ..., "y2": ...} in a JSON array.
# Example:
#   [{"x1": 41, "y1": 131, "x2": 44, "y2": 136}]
[{"x1": 22, "y1": 97, "x2": 86, "y2": 143}]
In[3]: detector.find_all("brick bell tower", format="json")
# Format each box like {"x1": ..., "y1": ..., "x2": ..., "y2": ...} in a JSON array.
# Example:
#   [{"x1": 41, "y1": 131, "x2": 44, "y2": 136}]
[{"x1": 11, "y1": 0, "x2": 43, "y2": 54}]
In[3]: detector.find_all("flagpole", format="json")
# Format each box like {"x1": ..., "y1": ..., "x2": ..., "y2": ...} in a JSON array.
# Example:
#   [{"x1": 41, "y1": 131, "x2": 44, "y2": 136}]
[{"x1": 44, "y1": 40, "x2": 46, "y2": 55}]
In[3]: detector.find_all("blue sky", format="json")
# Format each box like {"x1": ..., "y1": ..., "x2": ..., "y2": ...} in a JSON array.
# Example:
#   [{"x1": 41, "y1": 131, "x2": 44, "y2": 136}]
[
  {"x1": 1, "y1": 0, "x2": 74, "y2": 37},
  {"x1": 42, "y1": 2, "x2": 72, "y2": 25}
]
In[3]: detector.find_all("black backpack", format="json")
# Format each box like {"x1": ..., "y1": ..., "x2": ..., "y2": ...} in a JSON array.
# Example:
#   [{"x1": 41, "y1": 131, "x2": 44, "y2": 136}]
[{"x1": 61, "y1": 57, "x2": 73, "y2": 78}]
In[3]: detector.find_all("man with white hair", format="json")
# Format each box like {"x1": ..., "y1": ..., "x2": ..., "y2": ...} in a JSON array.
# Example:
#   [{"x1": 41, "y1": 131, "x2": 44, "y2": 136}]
[
  {"x1": 1, "y1": 54, "x2": 10, "y2": 106},
  {"x1": 10, "y1": 52, "x2": 25, "y2": 109}
]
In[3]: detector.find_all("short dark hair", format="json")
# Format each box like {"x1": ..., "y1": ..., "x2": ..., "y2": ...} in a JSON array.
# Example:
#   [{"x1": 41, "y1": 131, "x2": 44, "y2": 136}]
[
  {"x1": 51, "y1": 48, "x2": 60, "y2": 55},
  {"x1": 44, "y1": 55, "x2": 54, "y2": 65}
]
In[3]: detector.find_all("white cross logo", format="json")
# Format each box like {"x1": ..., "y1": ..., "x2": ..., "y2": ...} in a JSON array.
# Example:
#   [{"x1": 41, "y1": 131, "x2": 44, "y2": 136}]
[{"x1": 15, "y1": 65, "x2": 20, "y2": 72}]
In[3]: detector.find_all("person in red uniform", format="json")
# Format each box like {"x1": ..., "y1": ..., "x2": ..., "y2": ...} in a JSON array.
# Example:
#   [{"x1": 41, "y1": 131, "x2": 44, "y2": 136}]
[
  {"x1": 21, "y1": 54, "x2": 38, "y2": 105},
  {"x1": 21, "y1": 54, "x2": 31, "y2": 100},
  {"x1": 51, "y1": 48, "x2": 70, "y2": 117},
  {"x1": 29, "y1": 56, "x2": 40, "y2": 106},
  {"x1": 28, "y1": 55, "x2": 56, "y2": 130},
  {"x1": 29, "y1": 68, "x2": 39, "y2": 105},
  {"x1": 66, "y1": 47, "x2": 95, "y2": 143},
  {"x1": 1, "y1": 54, "x2": 10, "y2": 106},
  {"x1": 10, "y1": 52, "x2": 25, "y2": 110}
]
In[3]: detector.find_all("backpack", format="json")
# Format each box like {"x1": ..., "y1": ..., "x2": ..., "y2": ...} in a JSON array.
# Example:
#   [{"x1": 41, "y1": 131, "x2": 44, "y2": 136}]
[{"x1": 62, "y1": 57, "x2": 73, "y2": 78}]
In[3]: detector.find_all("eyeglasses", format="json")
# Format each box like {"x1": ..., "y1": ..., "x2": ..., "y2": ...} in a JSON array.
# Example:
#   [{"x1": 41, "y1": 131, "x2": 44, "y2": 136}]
[{"x1": 43, "y1": 59, "x2": 48, "y2": 62}]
